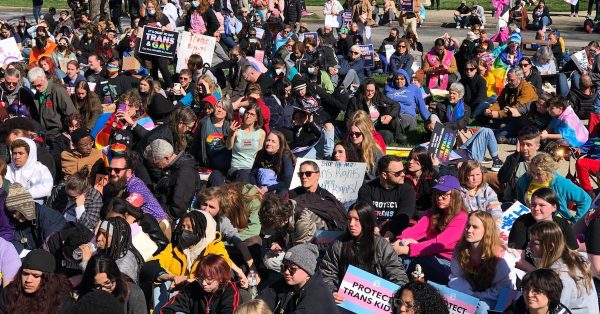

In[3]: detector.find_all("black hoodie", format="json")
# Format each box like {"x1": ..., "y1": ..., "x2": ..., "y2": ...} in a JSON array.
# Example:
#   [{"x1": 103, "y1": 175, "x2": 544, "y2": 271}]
[{"x1": 567, "y1": 86, "x2": 597, "y2": 120}]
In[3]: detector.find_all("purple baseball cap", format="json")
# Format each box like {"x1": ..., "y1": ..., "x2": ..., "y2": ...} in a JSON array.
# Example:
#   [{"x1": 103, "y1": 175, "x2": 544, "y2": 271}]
[{"x1": 433, "y1": 175, "x2": 461, "y2": 192}]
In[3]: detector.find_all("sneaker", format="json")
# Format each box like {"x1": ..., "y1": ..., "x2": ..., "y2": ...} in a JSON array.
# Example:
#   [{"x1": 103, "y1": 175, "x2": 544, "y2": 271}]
[
  {"x1": 497, "y1": 136, "x2": 508, "y2": 144},
  {"x1": 570, "y1": 13, "x2": 574, "y2": 17},
  {"x1": 456, "y1": 25, "x2": 461, "y2": 29},
  {"x1": 575, "y1": 13, "x2": 579, "y2": 17},
  {"x1": 491, "y1": 158, "x2": 503, "y2": 172}
]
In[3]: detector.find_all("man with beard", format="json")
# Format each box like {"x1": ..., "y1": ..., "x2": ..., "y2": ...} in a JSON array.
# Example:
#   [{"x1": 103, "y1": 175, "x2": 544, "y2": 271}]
[
  {"x1": 103, "y1": 154, "x2": 169, "y2": 223},
  {"x1": 0, "y1": 68, "x2": 36, "y2": 118},
  {"x1": 485, "y1": 68, "x2": 539, "y2": 126},
  {"x1": 60, "y1": 128, "x2": 103, "y2": 179},
  {"x1": 144, "y1": 139, "x2": 200, "y2": 220},
  {"x1": 6, "y1": 183, "x2": 66, "y2": 253}
]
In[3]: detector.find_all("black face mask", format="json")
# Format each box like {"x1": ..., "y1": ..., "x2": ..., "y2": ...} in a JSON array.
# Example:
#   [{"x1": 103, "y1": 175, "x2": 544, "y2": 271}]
[{"x1": 179, "y1": 230, "x2": 199, "y2": 249}]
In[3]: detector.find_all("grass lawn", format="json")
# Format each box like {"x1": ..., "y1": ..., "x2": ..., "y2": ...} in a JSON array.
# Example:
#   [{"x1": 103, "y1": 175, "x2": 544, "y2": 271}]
[
  {"x1": 0, "y1": 0, "x2": 69, "y2": 9},
  {"x1": 305, "y1": 0, "x2": 574, "y2": 12}
]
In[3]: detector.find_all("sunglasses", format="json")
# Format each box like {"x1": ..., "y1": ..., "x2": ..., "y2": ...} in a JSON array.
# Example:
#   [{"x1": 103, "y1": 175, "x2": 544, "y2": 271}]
[
  {"x1": 519, "y1": 63, "x2": 530, "y2": 67},
  {"x1": 465, "y1": 67, "x2": 476, "y2": 71},
  {"x1": 107, "y1": 167, "x2": 128, "y2": 174},
  {"x1": 398, "y1": 45, "x2": 406, "y2": 48},
  {"x1": 281, "y1": 263, "x2": 299, "y2": 275},
  {"x1": 5, "y1": 81, "x2": 18, "y2": 86},
  {"x1": 386, "y1": 170, "x2": 404, "y2": 177},
  {"x1": 297, "y1": 171, "x2": 319, "y2": 178},
  {"x1": 349, "y1": 131, "x2": 363, "y2": 138}
]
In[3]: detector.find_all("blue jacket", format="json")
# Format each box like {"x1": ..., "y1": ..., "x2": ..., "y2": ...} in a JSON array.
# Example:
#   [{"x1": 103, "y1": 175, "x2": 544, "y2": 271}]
[
  {"x1": 384, "y1": 69, "x2": 431, "y2": 120},
  {"x1": 339, "y1": 58, "x2": 370, "y2": 82},
  {"x1": 388, "y1": 52, "x2": 414, "y2": 77},
  {"x1": 516, "y1": 172, "x2": 591, "y2": 223}
]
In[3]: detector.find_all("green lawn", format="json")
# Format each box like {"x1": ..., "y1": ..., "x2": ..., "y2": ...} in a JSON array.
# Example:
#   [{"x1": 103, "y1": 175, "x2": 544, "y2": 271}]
[
  {"x1": 305, "y1": 0, "x2": 574, "y2": 12},
  {"x1": 0, "y1": 0, "x2": 69, "y2": 9}
]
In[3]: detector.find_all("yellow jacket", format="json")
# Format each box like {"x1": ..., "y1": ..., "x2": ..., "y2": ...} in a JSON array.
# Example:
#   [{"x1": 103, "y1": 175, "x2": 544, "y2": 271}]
[{"x1": 150, "y1": 232, "x2": 232, "y2": 278}]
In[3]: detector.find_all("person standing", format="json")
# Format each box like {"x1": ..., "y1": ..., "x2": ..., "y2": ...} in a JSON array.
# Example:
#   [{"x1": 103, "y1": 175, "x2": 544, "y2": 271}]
[{"x1": 32, "y1": 0, "x2": 43, "y2": 24}]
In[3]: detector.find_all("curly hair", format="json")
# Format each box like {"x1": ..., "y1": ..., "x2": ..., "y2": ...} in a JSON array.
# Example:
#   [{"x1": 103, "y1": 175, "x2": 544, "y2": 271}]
[
  {"x1": 61, "y1": 112, "x2": 86, "y2": 133},
  {"x1": 528, "y1": 152, "x2": 558, "y2": 181},
  {"x1": 454, "y1": 211, "x2": 505, "y2": 292},
  {"x1": 259, "y1": 193, "x2": 293, "y2": 229},
  {"x1": 5, "y1": 270, "x2": 73, "y2": 314},
  {"x1": 393, "y1": 281, "x2": 449, "y2": 314}
]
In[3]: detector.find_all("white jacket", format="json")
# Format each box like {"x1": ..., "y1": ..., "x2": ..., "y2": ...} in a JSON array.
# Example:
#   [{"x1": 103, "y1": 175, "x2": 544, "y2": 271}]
[{"x1": 6, "y1": 137, "x2": 53, "y2": 201}]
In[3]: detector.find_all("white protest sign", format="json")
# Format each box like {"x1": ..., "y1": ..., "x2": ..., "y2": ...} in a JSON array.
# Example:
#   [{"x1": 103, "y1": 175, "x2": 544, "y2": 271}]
[
  {"x1": 571, "y1": 49, "x2": 589, "y2": 74},
  {"x1": 499, "y1": 201, "x2": 530, "y2": 243},
  {"x1": 176, "y1": 32, "x2": 217, "y2": 72},
  {"x1": 325, "y1": 14, "x2": 340, "y2": 27},
  {"x1": 290, "y1": 158, "x2": 367, "y2": 208},
  {"x1": 0, "y1": 37, "x2": 23, "y2": 65},
  {"x1": 384, "y1": 44, "x2": 394, "y2": 64}
]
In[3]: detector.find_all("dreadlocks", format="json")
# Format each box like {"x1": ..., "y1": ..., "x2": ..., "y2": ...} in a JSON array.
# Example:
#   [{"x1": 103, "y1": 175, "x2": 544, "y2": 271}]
[
  {"x1": 172, "y1": 211, "x2": 207, "y2": 250},
  {"x1": 98, "y1": 217, "x2": 144, "y2": 266}
]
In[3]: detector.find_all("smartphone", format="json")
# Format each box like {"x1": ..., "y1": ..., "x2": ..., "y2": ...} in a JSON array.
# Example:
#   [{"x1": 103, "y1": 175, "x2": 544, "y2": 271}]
[{"x1": 118, "y1": 103, "x2": 127, "y2": 112}]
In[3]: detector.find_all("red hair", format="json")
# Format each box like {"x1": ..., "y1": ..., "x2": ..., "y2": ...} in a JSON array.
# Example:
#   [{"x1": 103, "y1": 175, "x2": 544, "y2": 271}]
[
  {"x1": 195, "y1": 254, "x2": 232, "y2": 284},
  {"x1": 38, "y1": 56, "x2": 58, "y2": 76}
]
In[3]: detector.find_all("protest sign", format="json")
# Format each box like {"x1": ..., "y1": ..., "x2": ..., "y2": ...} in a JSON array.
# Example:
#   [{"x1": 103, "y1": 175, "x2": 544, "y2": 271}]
[
  {"x1": 255, "y1": 27, "x2": 265, "y2": 39},
  {"x1": 360, "y1": 44, "x2": 374, "y2": 67},
  {"x1": 123, "y1": 56, "x2": 141, "y2": 71},
  {"x1": 499, "y1": 201, "x2": 530, "y2": 243},
  {"x1": 0, "y1": 37, "x2": 23, "y2": 65},
  {"x1": 563, "y1": 0, "x2": 578, "y2": 4},
  {"x1": 427, "y1": 123, "x2": 458, "y2": 165},
  {"x1": 571, "y1": 49, "x2": 589, "y2": 74},
  {"x1": 314, "y1": 230, "x2": 344, "y2": 252},
  {"x1": 384, "y1": 44, "x2": 395, "y2": 63},
  {"x1": 254, "y1": 50, "x2": 265, "y2": 63},
  {"x1": 325, "y1": 14, "x2": 340, "y2": 27},
  {"x1": 176, "y1": 32, "x2": 217, "y2": 72},
  {"x1": 343, "y1": 10, "x2": 353, "y2": 27},
  {"x1": 290, "y1": 158, "x2": 367, "y2": 208},
  {"x1": 429, "y1": 282, "x2": 480, "y2": 314},
  {"x1": 138, "y1": 26, "x2": 178, "y2": 59},
  {"x1": 298, "y1": 32, "x2": 318, "y2": 45},
  {"x1": 338, "y1": 265, "x2": 399, "y2": 314},
  {"x1": 399, "y1": 0, "x2": 413, "y2": 11}
]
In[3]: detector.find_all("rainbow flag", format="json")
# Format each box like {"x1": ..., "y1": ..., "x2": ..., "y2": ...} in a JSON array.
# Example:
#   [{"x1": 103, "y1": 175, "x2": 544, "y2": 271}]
[
  {"x1": 94, "y1": 114, "x2": 156, "y2": 149},
  {"x1": 101, "y1": 143, "x2": 128, "y2": 166}
]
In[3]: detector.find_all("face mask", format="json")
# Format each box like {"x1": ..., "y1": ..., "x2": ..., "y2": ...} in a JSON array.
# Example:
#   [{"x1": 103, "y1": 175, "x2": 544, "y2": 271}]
[
  {"x1": 107, "y1": 64, "x2": 119, "y2": 76},
  {"x1": 307, "y1": 67, "x2": 315, "y2": 75},
  {"x1": 192, "y1": 0, "x2": 200, "y2": 7},
  {"x1": 275, "y1": 68, "x2": 284, "y2": 75},
  {"x1": 249, "y1": 38, "x2": 257, "y2": 44},
  {"x1": 147, "y1": 9, "x2": 156, "y2": 16},
  {"x1": 179, "y1": 229, "x2": 200, "y2": 249},
  {"x1": 58, "y1": 45, "x2": 66, "y2": 50}
]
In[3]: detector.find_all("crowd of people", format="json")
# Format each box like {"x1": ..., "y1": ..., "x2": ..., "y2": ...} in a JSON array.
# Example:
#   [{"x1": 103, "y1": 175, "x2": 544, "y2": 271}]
[{"x1": 0, "y1": 0, "x2": 599, "y2": 313}]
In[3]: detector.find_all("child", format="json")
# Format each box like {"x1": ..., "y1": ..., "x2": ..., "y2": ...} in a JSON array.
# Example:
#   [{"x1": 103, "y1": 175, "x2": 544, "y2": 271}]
[{"x1": 541, "y1": 95, "x2": 589, "y2": 147}]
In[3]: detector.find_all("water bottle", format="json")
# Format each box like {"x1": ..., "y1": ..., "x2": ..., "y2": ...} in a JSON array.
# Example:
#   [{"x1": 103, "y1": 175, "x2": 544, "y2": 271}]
[
  {"x1": 72, "y1": 243, "x2": 96, "y2": 261},
  {"x1": 248, "y1": 270, "x2": 258, "y2": 300}
]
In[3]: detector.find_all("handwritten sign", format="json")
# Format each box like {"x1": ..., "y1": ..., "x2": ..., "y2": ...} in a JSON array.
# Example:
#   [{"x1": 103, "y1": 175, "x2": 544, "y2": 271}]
[
  {"x1": 342, "y1": 10, "x2": 353, "y2": 27},
  {"x1": 338, "y1": 265, "x2": 399, "y2": 314},
  {"x1": 298, "y1": 32, "x2": 318, "y2": 45},
  {"x1": 399, "y1": 0, "x2": 413, "y2": 11},
  {"x1": 427, "y1": 123, "x2": 458, "y2": 165},
  {"x1": 0, "y1": 37, "x2": 23, "y2": 65},
  {"x1": 499, "y1": 201, "x2": 530, "y2": 243},
  {"x1": 360, "y1": 44, "x2": 374, "y2": 67},
  {"x1": 255, "y1": 27, "x2": 265, "y2": 39},
  {"x1": 290, "y1": 158, "x2": 367, "y2": 208},
  {"x1": 314, "y1": 230, "x2": 344, "y2": 252},
  {"x1": 138, "y1": 26, "x2": 178, "y2": 59},
  {"x1": 176, "y1": 32, "x2": 217, "y2": 72},
  {"x1": 429, "y1": 282, "x2": 480, "y2": 314},
  {"x1": 325, "y1": 14, "x2": 340, "y2": 27},
  {"x1": 570, "y1": 49, "x2": 589, "y2": 74}
]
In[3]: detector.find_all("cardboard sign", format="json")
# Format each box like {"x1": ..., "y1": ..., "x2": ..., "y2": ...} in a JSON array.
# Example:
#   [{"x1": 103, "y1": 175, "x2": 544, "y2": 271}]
[
  {"x1": 138, "y1": 26, "x2": 178, "y2": 59},
  {"x1": 500, "y1": 201, "x2": 530, "y2": 243},
  {"x1": 290, "y1": 158, "x2": 367, "y2": 208},
  {"x1": 338, "y1": 265, "x2": 399, "y2": 314},
  {"x1": 325, "y1": 14, "x2": 340, "y2": 27},
  {"x1": 314, "y1": 230, "x2": 344, "y2": 252},
  {"x1": 342, "y1": 10, "x2": 353, "y2": 27},
  {"x1": 427, "y1": 123, "x2": 458, "y2": 165},
  {"x1": 0, "y1": 37, "x2": 23, "y2": 65},
  {"x1": 176, "y1": 32, "x2": 217, "y2": 72},
  {"x1": 298, "y1": 32, "x2": 318, "y2": 45},
  {"x1": 359, "y1": 44, "x2": 374, "y2": 67},
  {"x1": 399, "y1": 0, "x2": 413, "y2": 11},
  {"x1": 429, "y1": 282, "x2": 480, "y2": 314},
  {"x1": 122, "y1": 56, "x2": 141, "y2": 71}
]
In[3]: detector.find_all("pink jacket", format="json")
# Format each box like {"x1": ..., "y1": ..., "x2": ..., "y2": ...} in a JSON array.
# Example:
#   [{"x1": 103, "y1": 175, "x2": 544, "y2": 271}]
[{"x1": 398, "y1": 210, "x2": 468, "y2": 260}]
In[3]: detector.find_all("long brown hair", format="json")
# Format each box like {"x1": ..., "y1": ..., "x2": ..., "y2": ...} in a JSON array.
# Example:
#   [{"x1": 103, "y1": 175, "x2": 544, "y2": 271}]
[
  {"x1": 72, "y1": 80, "x2": 102, "y2": 129},
  {"x1": 5, "y1": 270, "x2": 73, "y2": 314},
  {"x1": 429, "y1": 189, "x2": 466, "y2": 234},
  {"x1": 218, "y1": 182, "x2": 263, "y2": 230},
  {"x1": 529, "y1": 221, "x2": 593, "y2": 294},
  {"x1": 454, "y1": 211, "x2": 505, "y2": 291},
  {"x1": 347, "y1": 113, "x2": 382, "y2": 173},
  {"x1": 254, "y1": 130, "x2": 297, "y2": 176}
]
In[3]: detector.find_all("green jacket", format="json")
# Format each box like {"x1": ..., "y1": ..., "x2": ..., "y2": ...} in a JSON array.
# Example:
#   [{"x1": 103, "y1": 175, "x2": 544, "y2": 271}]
[{"x1": 31, "y1": 80, "x2": 77, "y2": 139}]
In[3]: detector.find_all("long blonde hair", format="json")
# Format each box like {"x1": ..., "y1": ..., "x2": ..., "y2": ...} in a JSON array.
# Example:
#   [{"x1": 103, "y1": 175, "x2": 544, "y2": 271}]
[
  {"x1": 529, "y1": 221, "x2": 593, "y2": 294},
  {"x1": 348, "y1": 111, "x2": 382, "y2": 173},
  {"x1": 454, "y1": 211, "x2": 505, "y2": 291}
]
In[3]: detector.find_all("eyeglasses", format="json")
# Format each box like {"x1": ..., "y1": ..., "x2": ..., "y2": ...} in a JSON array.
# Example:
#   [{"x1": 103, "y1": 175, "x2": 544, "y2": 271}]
[
  {"x1": 465, "y1": 67, "x2": 476, "y2": 71},
  {"x1": 5, "y1": 81, "x2": 18, "y2": 86},
  {"x1": 297, "y1": 171, "x2": 319, "y2": 178},
  {"x1": 519, "y1": 63, "x2": 530, "y2": 67},
  {"x1": 179, "y1": 76, "x2": 190, "y2": 81},
  {"x1": 180, "y1": 121, "x2": 195, "y2": 130},
  {"x1": 349, "y1": 131, "x2": 363, "y2": 138},
  {"x1": 392, "y1": 298, "x2": 415, "y2": 311},
  {"x1": 94, "y1": 280, "x2": 114, "y2": 290},
  {"x1": 281, "y1": 263, "x2": 299, "y2": 275},
  {"x1": 398, "y1": 45, "x2": 406, "y2": 48},
  {"x1": 386, "y1": 170, "x2": 405, "y2": 177},
  {"x1": 244, "y1": 111, "x2": 257, "y2": 117},
  {"x1": 107, "y1": 167, "x2": 128, "y2": 174},
  {"x1": 435, "y1": 191, "x2": 452, "y2": 199}
]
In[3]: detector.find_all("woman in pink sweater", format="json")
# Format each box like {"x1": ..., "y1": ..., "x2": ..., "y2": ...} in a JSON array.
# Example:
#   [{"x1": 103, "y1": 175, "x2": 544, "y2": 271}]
[{"x1": 392, "y1": 175, "x2": 468, "y2": 285}]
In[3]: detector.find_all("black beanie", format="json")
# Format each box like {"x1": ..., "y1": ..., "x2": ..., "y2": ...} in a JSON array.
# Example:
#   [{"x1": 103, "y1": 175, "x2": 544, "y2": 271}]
[
  {"x1": 71, "y1": 128, "x2": 91, "y2": 144},
  {"x1": 22, "y1": 249, "x2": 56, "y2": 273},
  {"x1": 148, "y1": 94, "x2": 175, "y2": 120}
]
